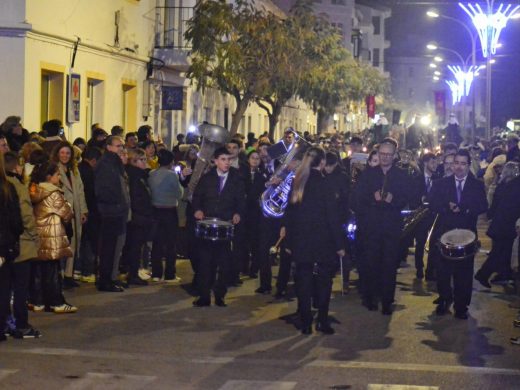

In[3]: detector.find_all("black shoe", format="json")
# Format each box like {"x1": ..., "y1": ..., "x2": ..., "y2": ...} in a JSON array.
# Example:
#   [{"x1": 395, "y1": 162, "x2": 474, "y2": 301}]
[
  {"x1": 215, "y1": 298, "x2": 227, "y2": 307},
  {"x1": 229, "y1": 279, "x2": 243, "y2": 287},
  {"x1": 63, "y1": 277, "x2": 79, "y2": 290},
  {"x1": 425, "y1": 275, "x2": 437, "y2": 282},
  {"x1": 98, "y1": 283, "x2": 124, "y2": 292},
  {"x1": 432, "y1": 297, "x2": 441, "y2": 304},
  {"x1": 128, "y1": 277, "x2": 148, "y2": 286},
  {"x1": 0, "y1": 333, "x2": 6, "y2": 342},
  {"x1": 454, "y1": 310, "x2": 468, "y2": 320},
  {"x1": 490, "y1": 275, "x2": 513, "y2": 285},
  {"x1": 474, "y1": 272, "x2": 491, "y2": 288},
  {"x1": 255, "y1": 287, "x2": 272, "y2": 295},
  {"x1": 416, "y1": 269, "x2": 424, "y2": 280},
  {"x1": 249, "y1": 273, "x2": 258, "y2": 279},
  {"x1": 435, "y1": 300, "x2": 452, "y2": 315},
  {"x1": 12, "y1": 327, "x2": 41, "y2": 339},
  {"x1": 301, "y1": 325, "x2": 312, "y2": 335},
  {"x1": 315, "y1": 322, "x2": 335, "y2": 335},
  {"x1": 193, "y1": 298, "x2": 210, "y2": 307},
  {"x1": 381, "y1": 304, "x2": 393, "y2": 316},
  {"x1": 362, "y1": 299, "x2": 378, "y2": 311},
  {"x1": 274, "y1": 290, "x2": 286, "y2": 300}
]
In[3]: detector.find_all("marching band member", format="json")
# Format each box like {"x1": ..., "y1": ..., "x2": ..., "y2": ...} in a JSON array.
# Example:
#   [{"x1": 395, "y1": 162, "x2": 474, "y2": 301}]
[
  {"x1": 429, "y1": 149, "x2": 487, "y2": 319},
  {"x1": 192, "y1": 147, "x2": 245, "y2": 307},
  {"x1": 353, "y1": 138, "x2": 412, "y2": 315},
  {"x1": 285, "y1": 147, "x2": 345, "y2": 335}
]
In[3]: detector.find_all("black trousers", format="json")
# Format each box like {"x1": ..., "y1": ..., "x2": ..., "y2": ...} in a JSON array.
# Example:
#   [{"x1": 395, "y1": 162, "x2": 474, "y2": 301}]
[
  {"x1": 197, "y1": 239, "x2": 231, "y2": 302},
  {"x1": 78, "y1": 215, "x2": 99, "y2": 276},
  {"x1": 0, "y1": 261, "x2": 31, "y2": 330},
  {"x1": 295, "y1": 260, "x2": 336, "y2": 327},
  {"x1": 257, "y1": 216, "x2": 281, "y2": 290},
  {"x1": 121, "y1": 223, "x2": 149, "y2": 278},
  {"x1": 414, "y1": 214, "x2": 435, "y2": 271},
  {"x1": 426, "y1": 228, "x2": 442, "y2": 279},
  {"x1": 230, "y1": 221, "x2": 246, "y2": 283},
  {"x1": 478, "y1": 238, "x2": 514, "y2": 279},
  {"x1": 151, "y1": 208, "x2": 178, "y2": 280},
  {"x1": 29, "y1": 261, "x2": 64, "y2": 307},
  {"x1": 245, "y1": 210, "x2": 261, "y2": 275},
  {"x1": 364, "y1": 227, "x2": 400, "y2": 306},
  {"x1": 275, "y1": 243, "x2": 292, "y2": 293},
  {"x1": 437, "y1": 256, "x2": 474, "y2": 313},
  {"x1": 98, "y1": 216, "x2": 126, "y2": 285}
]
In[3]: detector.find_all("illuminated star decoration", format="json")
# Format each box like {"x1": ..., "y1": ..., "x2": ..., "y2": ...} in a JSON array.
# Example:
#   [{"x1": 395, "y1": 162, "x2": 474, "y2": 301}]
[
  {"x1": 459, "y1": 2, "x2": 520, "y2": 58},
  {"x1": 445, "y1": 65, "x2": 483, "y2": 104}
]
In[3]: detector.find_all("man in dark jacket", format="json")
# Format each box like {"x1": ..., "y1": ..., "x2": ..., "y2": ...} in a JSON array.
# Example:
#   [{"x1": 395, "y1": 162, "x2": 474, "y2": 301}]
[
  {"x1": 77, "y1": 147, "x2": 102, "y2": 281},
  {"x1": 192, "y1": 147, "x2": 245, "y2": 307},
  {"x1": 475, "y1": 174, "x2": 520, "y2": 286},
  {"x1": 94, "y1": 136, "x2": 130, "y2": 292},
  {"x1": 429, "y1": 149, "x2": 487, "y2": 319},
  {"x1": 353, "y1": 138, "x2": 412, "y2": 315}
]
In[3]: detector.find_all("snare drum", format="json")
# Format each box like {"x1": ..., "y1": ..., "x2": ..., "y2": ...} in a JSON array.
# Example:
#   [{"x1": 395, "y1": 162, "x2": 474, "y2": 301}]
[
  {"x1": 438, "y1": 229, "x2": 479, "y2": 260},
  {"x1": 195, "y1": 218, "x2": 234, "y2": 241}
]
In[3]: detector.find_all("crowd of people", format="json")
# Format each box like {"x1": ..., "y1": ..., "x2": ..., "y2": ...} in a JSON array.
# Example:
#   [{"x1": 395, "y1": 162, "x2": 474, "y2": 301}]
[{"x1": 0, "y1": 114, "x2": 519, "y2": 342}]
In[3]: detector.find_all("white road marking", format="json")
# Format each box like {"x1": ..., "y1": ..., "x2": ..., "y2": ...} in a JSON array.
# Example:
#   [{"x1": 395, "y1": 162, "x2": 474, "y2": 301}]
[
  {"x1": 63, "y1": 372, "x2": 156, "y2": 390},
  {"x1": 4, "y1": 347, "x2": 520, "y2": 378},
  {"x1": 0, "y1": 369, "x2": 18, "y2": 381},
  {"x1": 218, "y1": 380, "x2": 297, "y2": 390},
  {"x1": 368, "y1": 385, "x2": 439, "y2": 390},
  {"x1": 309, "y1": 359, "x2": 520, "y2": 376}
]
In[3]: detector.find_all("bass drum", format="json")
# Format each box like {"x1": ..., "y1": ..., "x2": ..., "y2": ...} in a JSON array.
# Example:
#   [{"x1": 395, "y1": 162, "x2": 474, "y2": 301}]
[
  {"x1": 438, "y1": 229, "x2": 479, "y2": 260},
  {"x1": 195, "y1": 218, "x2": 234, "y2": 241}
]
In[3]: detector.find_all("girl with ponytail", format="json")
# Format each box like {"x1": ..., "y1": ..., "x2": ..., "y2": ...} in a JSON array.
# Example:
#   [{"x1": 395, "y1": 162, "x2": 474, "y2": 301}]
[
  {"x1": 28, "y1": 156, "x2": 77, "y2": 314},
  {"x1": 285, "y1": 146, "x2": 346, "y2": 336}
]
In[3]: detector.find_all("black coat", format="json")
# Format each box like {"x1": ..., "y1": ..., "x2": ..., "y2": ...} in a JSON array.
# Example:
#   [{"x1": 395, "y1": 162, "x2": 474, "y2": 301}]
[
  {"x1": 94, "y1": 151, "x2": 130, "y2": 219},
  {"x1": 285, "y1": 170, "x2": 345, "y2": 262},
  {"x1": 428, "y1": 174, "x2": 487, "y2": 234},
  {"x1": 78, "y1": 160, "x2": 98, "y2": 216},
  {"x1": 325, "y1": 165, "x2": 350, "y2": 223},
  {"x1": 244, "y1": 167, "x2": 267, "y2": 215},
  {"x1": 126, "y1": 165, "x2": 155, "y2": 226},
  {"x1": 0, "y1": 182, "x2": 23, "y2": 260},
  {"x1": 192, "y1": 167, "x2": 245, "y2": 221},
  {"x1": 353, "y1": 165, "x2": 413, "y2": 230},
  {"x1": 487, "y1": 177, "x2": 520, "y2": 240},
  {"x1": 410, "y1": 171, "x2": 440, "y2": 209}
]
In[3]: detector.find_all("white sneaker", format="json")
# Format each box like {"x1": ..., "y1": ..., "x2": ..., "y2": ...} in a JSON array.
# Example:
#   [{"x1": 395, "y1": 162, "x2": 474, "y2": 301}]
[
  {"x1": 138, "y1": 268, "x2": 151, "y2": 280},
  {"x1": 28, "y1": 304, "x2": 44, "y2": 312},
  {"x1": 73, "y1": 271, "x2": 82, "y2": 281},
  {"x1": 80, "y1": 274, "x2": 96, "y2": 283},
  {"x1": 165, "y1": 276, "x2": 182, "y2": 284},
  {"x1": 51, "y1": 303, "x2": 78, "y2": 314},
  {"x1": 151, "y1": 277, "x2": 161, "y2": 282}
]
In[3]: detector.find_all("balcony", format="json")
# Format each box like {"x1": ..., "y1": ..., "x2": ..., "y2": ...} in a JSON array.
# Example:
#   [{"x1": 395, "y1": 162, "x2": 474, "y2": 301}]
[{"x1": 153, "y1": 6, "x2": 193, "y2": 72}]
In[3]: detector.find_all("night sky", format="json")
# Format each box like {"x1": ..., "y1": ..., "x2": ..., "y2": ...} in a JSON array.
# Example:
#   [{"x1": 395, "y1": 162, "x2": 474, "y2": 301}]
[{"x1": 379, "y1": 0, "x2": 520, "y2": 127}]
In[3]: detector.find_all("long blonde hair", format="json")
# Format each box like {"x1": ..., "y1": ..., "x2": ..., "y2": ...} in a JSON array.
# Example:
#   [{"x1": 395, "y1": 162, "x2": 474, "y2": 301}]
[{"x1": 290, "y1": 147, "x2": 325, "y2": 204}]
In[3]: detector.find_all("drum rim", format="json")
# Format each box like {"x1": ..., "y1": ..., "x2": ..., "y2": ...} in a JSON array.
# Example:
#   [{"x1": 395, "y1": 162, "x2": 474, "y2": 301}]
[
  {"x1": 440, "y1": 228, "x2": 476, "y2": 247},
  {"x1": 196, "y1": 218, "x2": 233, "y2": 227}
]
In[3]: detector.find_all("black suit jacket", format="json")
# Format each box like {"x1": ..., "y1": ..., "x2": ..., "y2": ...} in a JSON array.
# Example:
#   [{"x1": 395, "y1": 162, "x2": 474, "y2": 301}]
[
  {"x1": 428, "y1": 174, "x2": 487, "y2": 234},
  {"x1": 192, "y1": 167, "x2": 245, "y2": 221},
  {"x1": 285, "y1": 170, "x2": 345, "y2": 262},
  {"x1": 410, "y1": 171, "x2": 440, "y2": 209}
]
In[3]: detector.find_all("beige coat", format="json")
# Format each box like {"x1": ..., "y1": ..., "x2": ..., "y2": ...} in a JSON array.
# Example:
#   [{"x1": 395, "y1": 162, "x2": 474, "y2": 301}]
[
  {"x1": 7, "y1": 175, "x2": 39, "y2": 262},
  {"x1": 30, "y1": 182, "x2": 73, "y2": 261},
  {"x1": 59, "y1": 165, "x2": 88, "y2": 253}
]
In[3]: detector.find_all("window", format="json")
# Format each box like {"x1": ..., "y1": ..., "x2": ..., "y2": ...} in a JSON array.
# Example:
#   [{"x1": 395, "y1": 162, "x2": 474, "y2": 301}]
[
  {"x1": 86, "y1": 77, "x2": 105, "y2": 138},
  {"x1": 372, "y1": 48, "x2": 380, "y2": 67},
  {"x1": 192, "y1": 105, "x2": 198, "y2": 124},
  {"x1": 224, "y1": 107, "x2": 229, "y2": 129},
  {"x1": 247, "y1": 115, "x2": 252, "y2": 132},
  {"x1": 241, "y1": 116, "x2": 246, "y2": 133},
  {"x1": 41, "y1": 68, "x2": 65, "y2": 126},
  {"x1": 122, "y1": 82, "x2": 137, "y2": 132},
  {"x1": 372, "y1": 16, "x2": 381, "y2": 35},
  {"x1": 216, "y1": 110, "x2": 221, "y2": 126},
  {"x1": 204, "y1": 106, "x2": 212, "y2": 123}
]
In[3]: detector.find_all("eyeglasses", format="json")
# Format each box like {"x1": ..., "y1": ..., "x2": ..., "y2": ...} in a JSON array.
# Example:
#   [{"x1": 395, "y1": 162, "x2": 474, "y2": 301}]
[{"x1": 379, "y1": 152, "x2": 394, "y2": 157}]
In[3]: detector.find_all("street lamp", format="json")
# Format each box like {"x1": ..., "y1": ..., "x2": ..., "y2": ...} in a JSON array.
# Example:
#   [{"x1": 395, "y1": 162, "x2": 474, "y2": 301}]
[
  {"x1": 427, "y1": 9, "x2": 478, "y2": 137},
  {"x1": 459, "y1": 1, "x2": 520, "y2": 137},
  {"x1": 426, "y1": 43, "x2": 438, "y2": 50},
  {"x1": 434, "y1": 56, "x2": 444, "y2": 62}
]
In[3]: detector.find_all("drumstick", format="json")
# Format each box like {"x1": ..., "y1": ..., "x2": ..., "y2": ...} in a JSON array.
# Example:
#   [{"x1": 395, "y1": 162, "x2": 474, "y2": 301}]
[{"x1": 273, "y1": 236, "x2": 284, "y2": 250}]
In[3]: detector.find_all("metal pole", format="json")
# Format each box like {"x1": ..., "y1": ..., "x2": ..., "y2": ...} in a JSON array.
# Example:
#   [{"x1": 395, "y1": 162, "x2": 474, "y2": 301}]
[
  {"x1": 486, "y1": 0, "x2": 493, "y2": 139},
  {"x1": 471, "y1": 32, "x2": 477, "y2": 140}
]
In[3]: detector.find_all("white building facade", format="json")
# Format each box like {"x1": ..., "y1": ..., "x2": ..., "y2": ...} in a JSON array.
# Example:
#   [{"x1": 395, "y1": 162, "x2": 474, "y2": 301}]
[{"x1": 0, "y1": 0, "x2": 317, "y2": 146}]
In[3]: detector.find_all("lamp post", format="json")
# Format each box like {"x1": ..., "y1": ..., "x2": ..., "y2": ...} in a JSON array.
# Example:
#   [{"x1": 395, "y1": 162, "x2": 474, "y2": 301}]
[
  {"x1": 426, "y1": 43, "x2": 483, "y2": 130},
  {"x1": 427, "y1": 9, "x2": 478, "y2": 138},
  {"x1": 459, "y1": 1, "x2": 520, "y2": 138}
]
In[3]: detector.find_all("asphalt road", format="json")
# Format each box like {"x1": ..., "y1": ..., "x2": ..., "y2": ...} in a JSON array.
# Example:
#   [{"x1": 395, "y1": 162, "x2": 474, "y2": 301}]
[{"x1": 1, "y1": 237, "x2": 519, "y2": 389}]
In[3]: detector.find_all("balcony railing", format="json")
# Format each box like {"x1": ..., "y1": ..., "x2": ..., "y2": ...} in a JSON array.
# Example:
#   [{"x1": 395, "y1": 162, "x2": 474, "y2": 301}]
[{"x1": 155, "y1": 6, "x2": 193, "y2": 50}]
